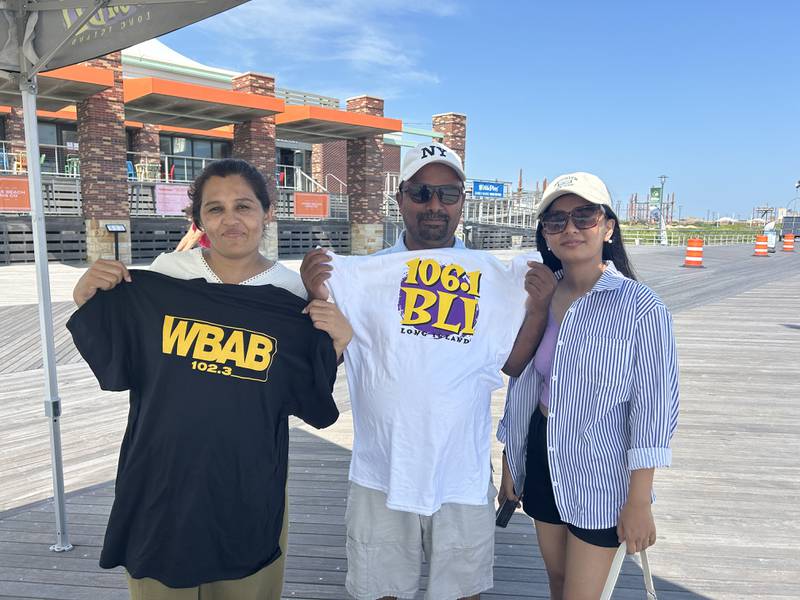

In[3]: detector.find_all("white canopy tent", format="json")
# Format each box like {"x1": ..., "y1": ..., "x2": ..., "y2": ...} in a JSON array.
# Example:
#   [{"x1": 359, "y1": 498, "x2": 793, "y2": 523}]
[{"x1": 0, "y1": 0, "x2": 249, "y2": 551}]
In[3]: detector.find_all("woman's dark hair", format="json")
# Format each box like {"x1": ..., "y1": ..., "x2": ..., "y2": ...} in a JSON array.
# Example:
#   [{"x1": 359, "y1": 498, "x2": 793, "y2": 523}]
[
  {"x1": 535, "y1": 204, "x2": 637, "y2": 280},
  {"x1": 189, "y1": 159, "x2": 270, "y2": 227}
]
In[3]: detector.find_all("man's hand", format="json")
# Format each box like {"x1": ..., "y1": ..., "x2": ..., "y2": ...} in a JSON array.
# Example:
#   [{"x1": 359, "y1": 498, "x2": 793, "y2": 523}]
[
  {"x1": 300, "y1": 248, "x2": 332, "y2": 301},
  {"x1": 303, "y1": 299, "x2": 353, "y2": 359},
  {"x1": 73, "y1": 259, "x2": 131, "y2": 307},
  {"x1": 523, "y1": 262, "x2": 557, "y2": 315}
]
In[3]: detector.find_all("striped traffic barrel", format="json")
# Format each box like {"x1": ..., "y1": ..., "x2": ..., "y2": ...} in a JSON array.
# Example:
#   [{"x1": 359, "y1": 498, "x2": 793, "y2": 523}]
[
  {"x1": 753, "y1": 235, "x2": 769, "y2": 257},
  {"x1": 783, "y1": 234, "x2": 795, "y2": 252},
  {"x1": 683, "y1": 238, "x2": 704, "y2": 268}
]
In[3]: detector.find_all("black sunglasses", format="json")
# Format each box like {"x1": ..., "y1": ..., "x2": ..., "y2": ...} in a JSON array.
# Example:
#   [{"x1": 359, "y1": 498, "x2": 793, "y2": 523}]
[
  {"x1": 401, "y1": 183, "x2": 464, "y2": 205},
  {"x1": 540, "y1": 204, "x2": 605, "y2": 234}
]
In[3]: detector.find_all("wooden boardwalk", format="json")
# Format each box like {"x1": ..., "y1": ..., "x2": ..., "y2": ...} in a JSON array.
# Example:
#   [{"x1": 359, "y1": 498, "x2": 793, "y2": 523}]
[{"x1": 1, "y1": 246, "x2": 799, "y2": 598}]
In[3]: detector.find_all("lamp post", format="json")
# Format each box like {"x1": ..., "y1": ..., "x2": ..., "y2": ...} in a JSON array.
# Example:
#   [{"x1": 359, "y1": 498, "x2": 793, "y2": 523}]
[{"x1": 658, "y1": 174, "x2": 668, "y2": 245}]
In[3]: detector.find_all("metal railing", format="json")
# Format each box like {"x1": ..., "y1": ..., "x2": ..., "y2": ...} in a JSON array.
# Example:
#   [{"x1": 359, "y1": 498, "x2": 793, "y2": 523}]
[
  {"x1": 275, "y1": 87, "x2": 340, "y2": 109},
  {"x1": 383, "y1": 193, "x2": 401, "y2": 222},
  {"x1": 274, "y1": 189, "x2": 349, "y2": 221},
  {"x1": 126, "y1": 152, "x2": 219, "y2": 183},
  {"x1": 385, "y1": 172, "x2": 399, "y2": 194},
  {"x1": 622, "y1": 229, "x2": 759, "y2": 246},
  {"x1": 0, "y1": 143, "x2": 81, "y2": 177},
  {"x1": 464, "y1": 195, "x2": 538, "y2": 229},
  {"x1": 325, "y1": 173, "x2": 347, "y2": 195},
  {"x1": 277, "y1": 164, "x2": 328, "y2": 193}
]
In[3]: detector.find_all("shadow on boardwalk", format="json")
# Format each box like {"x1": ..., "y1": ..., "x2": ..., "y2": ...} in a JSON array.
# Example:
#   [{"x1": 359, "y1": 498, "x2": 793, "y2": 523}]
[{"x1": 1, "y1": 427, "x2": 710, "y2": 600}]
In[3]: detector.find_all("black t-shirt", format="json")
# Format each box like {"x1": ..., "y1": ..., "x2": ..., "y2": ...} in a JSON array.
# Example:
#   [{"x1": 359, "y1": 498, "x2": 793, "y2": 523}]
[{"x1": 66, "y1": 270, "x2": 338, "y2": 587}]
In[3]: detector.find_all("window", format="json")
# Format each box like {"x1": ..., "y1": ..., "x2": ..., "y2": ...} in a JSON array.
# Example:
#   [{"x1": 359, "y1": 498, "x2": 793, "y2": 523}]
[
  {"x1": 211, "y1": 141, "x2": 230, "y2": 159},
  {"x1": 159, "y1": 136, "x2": 172, "y2": 155},
  {"x1": 37, "y1": 123, "x2": 58, "y2": 145},
  {"x1": 173, "y1": 137, "x2": 190, "y2": 156},
  {"x1": 156, "y1": 135, "x2": 232, "y2": 181},
  {"x1": 193, "y1": 140, "x2": 211, "y2": 158}
]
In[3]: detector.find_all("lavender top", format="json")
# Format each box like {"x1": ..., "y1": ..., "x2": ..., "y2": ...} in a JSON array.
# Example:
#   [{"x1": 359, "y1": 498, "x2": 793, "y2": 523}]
[{"x1": 533, "y1": 310, "x2": 559, "y2": 410}]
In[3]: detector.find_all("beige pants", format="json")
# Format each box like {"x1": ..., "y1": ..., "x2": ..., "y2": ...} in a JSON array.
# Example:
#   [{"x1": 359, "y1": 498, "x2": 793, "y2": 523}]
[{"x1": 127, "y1": 493, "x2": 289, "y2": 600}]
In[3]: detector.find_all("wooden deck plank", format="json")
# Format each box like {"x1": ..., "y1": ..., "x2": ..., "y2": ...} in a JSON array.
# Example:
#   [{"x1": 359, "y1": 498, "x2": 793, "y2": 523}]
[{"x1": 1, "y1": 246, "x2": 799, "y2": 598}]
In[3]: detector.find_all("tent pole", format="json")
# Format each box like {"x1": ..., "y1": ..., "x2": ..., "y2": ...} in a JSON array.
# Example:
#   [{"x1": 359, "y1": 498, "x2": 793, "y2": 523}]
[{"x1": 20, "y1": 75, "x2": 73, "y2": 552}]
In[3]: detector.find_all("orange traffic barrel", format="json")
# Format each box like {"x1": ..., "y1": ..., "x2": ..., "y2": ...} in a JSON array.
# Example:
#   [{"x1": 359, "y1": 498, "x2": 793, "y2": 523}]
[
  {"x1": 753, "y1": 235, "x2": 769, "y2": 257},
  {"x1": 683, "y1": 238, "x2": 704, "y2": 268},
  {"x1": 783, "y1": 234, "x2": 795, "y2": 252}
]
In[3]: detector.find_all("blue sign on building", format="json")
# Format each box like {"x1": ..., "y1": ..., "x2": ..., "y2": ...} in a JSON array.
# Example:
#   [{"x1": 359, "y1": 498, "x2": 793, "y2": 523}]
[{"x1": 472, "y1": 180, "x2": 505, "y2": 198}]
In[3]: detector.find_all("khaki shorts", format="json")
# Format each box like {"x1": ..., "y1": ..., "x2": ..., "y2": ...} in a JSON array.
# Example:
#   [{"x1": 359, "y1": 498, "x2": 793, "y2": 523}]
[
  {"x1": 345, "y1": 482, "x2": 496, "y2": 600},
  {"x1": 127, "y1": 491, "x2": 289, "y2": 600}
]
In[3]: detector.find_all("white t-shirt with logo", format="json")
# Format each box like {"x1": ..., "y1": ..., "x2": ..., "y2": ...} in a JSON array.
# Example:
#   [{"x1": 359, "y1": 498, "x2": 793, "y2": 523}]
[{"x1": 326, "y1": 248, "x2": 538, "y2": 515}]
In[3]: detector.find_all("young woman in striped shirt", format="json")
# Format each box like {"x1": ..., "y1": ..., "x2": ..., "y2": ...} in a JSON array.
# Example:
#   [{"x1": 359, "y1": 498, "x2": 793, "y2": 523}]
[{"x1": 497, "y1": 172, "x2": 679, "y2": 599}]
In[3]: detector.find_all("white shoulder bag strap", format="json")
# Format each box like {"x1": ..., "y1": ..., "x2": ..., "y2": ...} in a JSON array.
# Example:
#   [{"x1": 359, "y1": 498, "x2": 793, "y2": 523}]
[{"x1": 600, "y1": 541, "x2": 658, "y2": 600}]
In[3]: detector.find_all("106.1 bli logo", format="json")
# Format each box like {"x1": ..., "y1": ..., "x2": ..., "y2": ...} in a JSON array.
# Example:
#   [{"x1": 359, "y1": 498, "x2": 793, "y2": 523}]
[{"x1": 398, "y1": 258, "x2": 481, "y2": 344}]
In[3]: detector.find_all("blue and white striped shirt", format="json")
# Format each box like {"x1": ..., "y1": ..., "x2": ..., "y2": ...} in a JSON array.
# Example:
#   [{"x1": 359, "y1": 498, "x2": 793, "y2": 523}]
[{"x1": 497, "y1": 264, "x2": 679, "y2": 530}]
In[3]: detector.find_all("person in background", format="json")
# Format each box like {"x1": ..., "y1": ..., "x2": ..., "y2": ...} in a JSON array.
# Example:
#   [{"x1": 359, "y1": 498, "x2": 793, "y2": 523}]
[{"x1": 175, "y1": 204, "x2": 210, "y2": 252}]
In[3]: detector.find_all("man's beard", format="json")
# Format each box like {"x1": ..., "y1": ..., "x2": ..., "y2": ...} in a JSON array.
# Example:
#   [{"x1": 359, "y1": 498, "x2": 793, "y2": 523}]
[{"x1": 416, "y1": 212, "x2": 450, "y2": 241}]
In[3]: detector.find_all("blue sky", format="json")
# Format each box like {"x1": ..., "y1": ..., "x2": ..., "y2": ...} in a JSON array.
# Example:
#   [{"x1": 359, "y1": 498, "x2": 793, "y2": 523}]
[{"x1": 164, "y1": 0, "x2": 800, "y2": 218}]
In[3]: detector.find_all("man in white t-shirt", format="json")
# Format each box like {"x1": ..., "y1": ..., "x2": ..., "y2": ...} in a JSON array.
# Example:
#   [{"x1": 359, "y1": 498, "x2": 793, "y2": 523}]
[{"x1": 301, "y1": 142, "x2": 556, "y2": 600}]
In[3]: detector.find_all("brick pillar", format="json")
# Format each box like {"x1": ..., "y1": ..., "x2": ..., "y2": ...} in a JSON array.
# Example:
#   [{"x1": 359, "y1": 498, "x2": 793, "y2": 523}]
[
  {"x1": 232, "y1": 72, "x2": 278, "y2": 260},
  {"x1": 77, "y1": 52, "x2": 130, "y2": 263},
  {"x1": 311, "y1": 140, "x2": 348, "y2": 193},
  {"x1": 346, "y1": 96, "x2": 385, "y2": 255},
  {"x1": 311, "y1": 143, "x2": 324, "y2": 184},
  {"x1": 130, "y1": 124, "x2": 160, "y2": 160},
  {"x1": 432, "y1": 112, "x2": 467, "y2": 170},
  {"x1": 5, "y1": 108, "x2": 26, "y2": 156},
  {"x1": 432, "y1": 112, "x2": 468, "y2": 242}
]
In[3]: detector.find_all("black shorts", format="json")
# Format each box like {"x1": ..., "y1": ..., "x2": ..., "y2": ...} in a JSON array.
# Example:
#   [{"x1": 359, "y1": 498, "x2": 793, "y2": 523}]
[{"x1": 521, "y1": 406, "x2": 620, "y2": 549}]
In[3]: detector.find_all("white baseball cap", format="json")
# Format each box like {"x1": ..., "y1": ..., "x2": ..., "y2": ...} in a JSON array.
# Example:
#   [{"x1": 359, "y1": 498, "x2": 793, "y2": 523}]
[
  {"x1": 399, "y1": 142, "x2": 465, "y2": 185},
  {"x1": 537, "y1": 172, "x2": 613, "y2": 218}
]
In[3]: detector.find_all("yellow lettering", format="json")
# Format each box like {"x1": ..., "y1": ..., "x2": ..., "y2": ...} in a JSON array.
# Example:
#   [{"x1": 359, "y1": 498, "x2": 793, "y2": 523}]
[
  {"x1": 400, "y1": 287, "x2": 437, "y2": 325},
  {"x1": 61, "y1": 9, "x2": 76, "y2": 29},
  {"x1": 89, "y1": 10, "x2": 107, "y2": 26},
  {"x1": 162, "y1": 316, "x2": 200, "y2": 356},
  {"x1": 192, "y1": 323, "x2": 225, "y2": 361},
  {"x1": 432, "y1": 292, "x2": 462, "y2": 333},
  {"x1": 461, "y1": 297, "x2": 479, "y2": 335},
  {"x1": 243, "y1": 335, "x2": 274, "y2": 370},
  {"x1": 218, "y1": 330, "x2": 246, "y2": 366}
]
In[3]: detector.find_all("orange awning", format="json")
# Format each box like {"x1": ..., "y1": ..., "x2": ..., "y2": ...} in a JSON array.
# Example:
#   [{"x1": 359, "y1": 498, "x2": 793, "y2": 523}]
[
  {"x1": 276, "y1": 105, "x2": 402, "y2": 143},
  {"x1": 0, "y1": 65, "x2": 113, "y2": 111},
  {"x1": 124, "y1": 78, "x2": 284, "y2": 130}
]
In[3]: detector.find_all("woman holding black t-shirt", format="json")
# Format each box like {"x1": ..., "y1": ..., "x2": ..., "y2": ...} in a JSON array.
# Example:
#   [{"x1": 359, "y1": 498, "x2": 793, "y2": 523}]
[{"x1": 72, "y1": 159, "x2": 351, "y2": 599}]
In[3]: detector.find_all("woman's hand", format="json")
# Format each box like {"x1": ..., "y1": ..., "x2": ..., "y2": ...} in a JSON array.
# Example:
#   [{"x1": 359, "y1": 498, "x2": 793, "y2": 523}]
[
  {"x1": 617, "y1": 499, "x2": 656, "y2": 554},
  {"x1": 498, "y1": 451, "x2": 520, "y2": 508},
  {"x1": 303, "y1": 299, "x2": 352, "y2": 359},
  {"x1": 523, "y1": 261, "x2": 557, "y2": 315},
  {"x1": 73, "y1": 259, "x2": 131, "y2": 307},
  {"x1": 176, "y1": 227, "x2": 204, "y2": 252}
]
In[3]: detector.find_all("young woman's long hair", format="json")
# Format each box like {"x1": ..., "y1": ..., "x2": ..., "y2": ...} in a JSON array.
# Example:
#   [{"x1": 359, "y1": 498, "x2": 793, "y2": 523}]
[{"x1": 535, "y1": 205, "x2": 637, "y2": 280}]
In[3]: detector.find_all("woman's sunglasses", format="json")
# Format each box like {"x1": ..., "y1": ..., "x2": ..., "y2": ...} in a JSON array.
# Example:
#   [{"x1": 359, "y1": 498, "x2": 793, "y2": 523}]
[
  {"x1": 540, "y1": 204, "x2": 606, "y2": 235},
  {"x1": 401, "y1": 183, "x2": 464, "y2": 206}
]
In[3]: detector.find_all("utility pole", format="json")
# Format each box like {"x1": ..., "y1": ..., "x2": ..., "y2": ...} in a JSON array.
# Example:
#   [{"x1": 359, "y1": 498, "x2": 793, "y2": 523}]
[
  {"x1": 678, "y1": 205, "x2": 683, "y2": 222},
  {"x1": 658, "y1": 175, "x2": 668, "y2": 245}
]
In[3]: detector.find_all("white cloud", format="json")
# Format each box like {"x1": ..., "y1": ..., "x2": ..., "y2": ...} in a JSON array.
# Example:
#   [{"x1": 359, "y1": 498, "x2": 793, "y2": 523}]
[{"x1": 193, "y1": 0, "x2": 455, "y2": 99}]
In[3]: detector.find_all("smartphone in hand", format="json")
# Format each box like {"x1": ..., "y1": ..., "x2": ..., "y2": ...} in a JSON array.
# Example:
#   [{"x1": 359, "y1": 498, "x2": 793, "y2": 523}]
[{"x1": 495, "y1": 498, "x2": 517, "y2": 528}]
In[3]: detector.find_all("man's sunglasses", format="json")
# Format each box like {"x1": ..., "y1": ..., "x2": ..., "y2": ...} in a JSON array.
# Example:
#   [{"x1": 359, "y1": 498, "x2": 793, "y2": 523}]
[
  {"x1": 401, "y1": 183, "x2": 464, "y2": 205},
  {"x1": 540, "y1": 204, "x2": 605, "y2": 234}
]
